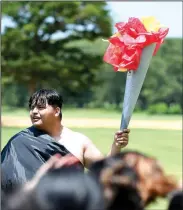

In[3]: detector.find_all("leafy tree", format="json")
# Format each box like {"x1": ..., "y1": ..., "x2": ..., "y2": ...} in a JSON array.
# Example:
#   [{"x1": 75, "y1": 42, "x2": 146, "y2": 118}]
[
  {"x1": 2, "y1": 2, "x2": 182, "y2": 113},
  {"x1": 93, "y1": 38, "x2": 182, "y2": 113},
  {"x1": 2, "y1": 1, "x2": 112, "y2": 100},
  {"x1": 141, "y1": 38, "x2": 182, "y2": 109}
]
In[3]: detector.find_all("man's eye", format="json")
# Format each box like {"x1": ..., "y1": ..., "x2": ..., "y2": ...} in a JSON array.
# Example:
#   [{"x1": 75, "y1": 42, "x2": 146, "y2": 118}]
[
  {"x1": 30, "y1": 106, "x2": 45, "y2": 110},
  {"x1": 38, "y1": 106, "x2": 45, "y2": 109}
]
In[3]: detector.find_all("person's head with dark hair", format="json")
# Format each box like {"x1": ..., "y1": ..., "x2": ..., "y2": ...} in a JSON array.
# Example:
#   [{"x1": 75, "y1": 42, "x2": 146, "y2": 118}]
[
  {"x1": 168, "y1": 191, "x2": 183, "y2": 210},
  {"x1": 33, "y1": 166, "x2": 104, "y2": 210},
  {"x1": 4, "y1": 166, "x2": 105, "y2": 210},
  {"x1": 89, "y1": 150, "x2": 179, "y2": 207},
  {"x1": 117, "y1": 151, "x2": 179, "y2": 206},
  {"x1": 29, "y1": 89, "x2": 63, "y2": 135},
  {"x1": 2, "y1": 189, "x2": 33, "y2": 210},
  {"x1": 91, "y1": 160, "x2": 143, "y2": 210}
]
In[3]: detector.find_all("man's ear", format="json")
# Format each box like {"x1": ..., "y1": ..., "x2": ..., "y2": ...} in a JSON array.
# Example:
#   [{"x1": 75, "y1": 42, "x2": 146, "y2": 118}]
[{"x1": 55, "y1": 107, "x2": 61, "y2": 117}]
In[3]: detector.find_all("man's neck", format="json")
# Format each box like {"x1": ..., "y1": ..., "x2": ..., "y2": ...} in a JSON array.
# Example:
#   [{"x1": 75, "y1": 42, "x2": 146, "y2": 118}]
[{"x1": 47, "y1": 122, "x2": 63, "y2": 139}]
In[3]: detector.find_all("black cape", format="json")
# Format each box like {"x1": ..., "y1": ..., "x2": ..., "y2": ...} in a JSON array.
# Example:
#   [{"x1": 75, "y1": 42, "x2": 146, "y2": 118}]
[{"x1": 1, "y1": 126, "x2": 83, "y2": 192}]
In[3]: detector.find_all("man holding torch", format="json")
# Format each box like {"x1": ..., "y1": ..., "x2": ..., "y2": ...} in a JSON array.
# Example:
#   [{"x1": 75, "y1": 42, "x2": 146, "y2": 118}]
[
  {"x1": 2, "y1": 16, "x2": 168, "y2": 193},
  {"x1": 1, "y1": 89, "x2": 130, "y2": 192}
]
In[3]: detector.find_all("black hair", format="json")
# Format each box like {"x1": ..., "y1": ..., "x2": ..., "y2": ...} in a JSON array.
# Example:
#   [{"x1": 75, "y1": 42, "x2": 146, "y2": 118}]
[
  {"x1": 89, "y1": 150, "x2": 146, "y2": 179},
  {"x1": 34, "y1": 166, "x2": 105, "y2": 210},
  {"x1": 168, "y1": 191, "x2": 183, "y2": 210},
  {"x1": 3, "y1": 167, "x2": 105, "y2": 210},
  {"x1": 89, "y1": 152, "x2": 144, "y2": 210},
  {"x1": 29, "y1": 89, "x2": 63, "y2": 119},
  {"x1": 108, "y1": 181, "x2": 143, "y2": 210},
  {"x1": 2, "y1": 188, "x2": 33, "y2": 210}
]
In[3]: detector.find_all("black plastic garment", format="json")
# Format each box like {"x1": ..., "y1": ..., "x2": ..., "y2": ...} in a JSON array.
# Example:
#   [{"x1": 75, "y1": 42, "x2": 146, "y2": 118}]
[{"x1": 1, "y1": 126, "x2": 83, "y2": 192}]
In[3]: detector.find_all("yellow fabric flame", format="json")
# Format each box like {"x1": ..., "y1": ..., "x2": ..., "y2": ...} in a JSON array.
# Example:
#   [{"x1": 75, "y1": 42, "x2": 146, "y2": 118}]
[
  {"x1": 140, "y1": 16, "x2": 163, "y2": 32},
  {"x1": 106, "y1": 17, "x2": 166, "y2": 72},
  {"x1": 111, "y1": 32, "x2": 121, "y2": 37},
  {"x1": 118, "y1": 68, "x2": 127, "y2": 72}
]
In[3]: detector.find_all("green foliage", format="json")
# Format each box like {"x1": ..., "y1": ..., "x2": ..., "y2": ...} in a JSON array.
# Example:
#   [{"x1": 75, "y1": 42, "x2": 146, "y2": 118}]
[
  {"x1": 2, "y1": 1, "x2": 112, "y2": 100},
  {"x1": 1, "y1": 2, "x2": 182, "y2": 114},
  {"x1": 147, "y1": 103, "x2": 169, "y2": 114},
  {"x1": 2, "y1": 83, "x2": 29, "y2": 108},
  {"x1": 91, "y1": 63, "x2": 126, "y2": 107},
  {"x1": 168, "y1": 104, "x2": 182, "y2": 114},
  {"x1": 141, "y1": 38, "x2": 182, "y2": 109},
  {"x1": 93, "y1": 38, "x2": 182, "y2": 114},
  {"x1": 147, "y1": 103, "x2": 182, "y2": 115}
]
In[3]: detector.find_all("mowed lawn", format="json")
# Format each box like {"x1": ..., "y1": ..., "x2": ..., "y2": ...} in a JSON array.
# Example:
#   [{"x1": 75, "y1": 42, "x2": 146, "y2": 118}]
[{"x1": 1, "y1": 125, "x2": 182, "y2": 210}]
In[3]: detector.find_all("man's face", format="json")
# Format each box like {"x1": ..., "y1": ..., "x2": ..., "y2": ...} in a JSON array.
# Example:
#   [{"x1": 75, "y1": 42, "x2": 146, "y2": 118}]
[{"x1": 30, "y1": 102, "x2": 58, "y2": 130}]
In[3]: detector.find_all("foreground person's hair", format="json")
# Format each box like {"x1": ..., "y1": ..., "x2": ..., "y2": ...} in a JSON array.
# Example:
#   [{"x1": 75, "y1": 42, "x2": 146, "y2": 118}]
[
  {"x1": 4, "y1": 166, "x2": 105, "y2": 210},
  {"x1": 168, "y1": 191, "x2": 183, "y2": 210},
  {"x1": 99, "y1": 161, "x2": 144, "y2": 210},
  {"x1": 89, "y1": 150, "x2": 179, "y2": 207}
]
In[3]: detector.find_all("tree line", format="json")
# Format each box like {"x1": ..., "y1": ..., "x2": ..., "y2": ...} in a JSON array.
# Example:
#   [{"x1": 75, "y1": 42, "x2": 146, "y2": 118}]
[{"x1": 2, "y1": 2, "x2": 182, "y2": 114}]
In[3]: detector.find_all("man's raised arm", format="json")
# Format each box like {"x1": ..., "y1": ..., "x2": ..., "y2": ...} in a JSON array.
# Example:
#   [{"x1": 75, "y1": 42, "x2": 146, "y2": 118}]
[{"x1": 83, "y1": 129, "x2": 130, "y2": 169}]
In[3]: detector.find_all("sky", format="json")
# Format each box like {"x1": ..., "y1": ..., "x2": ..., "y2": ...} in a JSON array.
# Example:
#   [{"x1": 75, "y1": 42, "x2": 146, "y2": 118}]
[
  {"x1": 108, "y1": 1, "x2": 182, "y2": 38},
  {"x1": 1, "y1": 1, "x2": 182, "y2": 38}
]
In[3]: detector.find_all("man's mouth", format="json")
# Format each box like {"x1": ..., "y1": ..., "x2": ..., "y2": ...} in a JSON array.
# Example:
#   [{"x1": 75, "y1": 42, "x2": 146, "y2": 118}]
[{"x1": 32, "y1": 117, "x2": 41, "y2": 121}]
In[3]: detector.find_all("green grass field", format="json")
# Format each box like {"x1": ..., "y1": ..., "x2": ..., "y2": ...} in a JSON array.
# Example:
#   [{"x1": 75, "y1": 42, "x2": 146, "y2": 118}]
[{"x1": 1, "y1": 125, "x2": 182, "y2": 210}]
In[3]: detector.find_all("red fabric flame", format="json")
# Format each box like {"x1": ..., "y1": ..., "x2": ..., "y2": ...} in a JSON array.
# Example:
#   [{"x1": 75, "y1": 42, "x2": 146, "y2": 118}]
[{"x1": 103, "y1": 17, "x2": 169, "y2": 71}]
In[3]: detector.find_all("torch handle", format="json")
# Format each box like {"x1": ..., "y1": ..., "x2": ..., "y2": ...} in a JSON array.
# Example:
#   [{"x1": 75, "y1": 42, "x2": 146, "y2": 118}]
[{"x1": 119, "y1": 43, "x2": 156, "y2": 131}]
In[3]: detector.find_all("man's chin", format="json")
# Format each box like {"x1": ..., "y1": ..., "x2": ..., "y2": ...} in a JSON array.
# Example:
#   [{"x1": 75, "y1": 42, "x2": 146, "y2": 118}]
[{"x1": 32, "y1": 121, "x2": 43, "y2": 128}]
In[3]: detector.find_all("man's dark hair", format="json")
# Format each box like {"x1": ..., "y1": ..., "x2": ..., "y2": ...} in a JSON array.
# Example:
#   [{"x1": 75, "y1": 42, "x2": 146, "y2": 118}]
[{"x1": 29, "y1": 89, "x2": 63, "y2": 119}]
